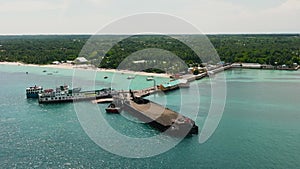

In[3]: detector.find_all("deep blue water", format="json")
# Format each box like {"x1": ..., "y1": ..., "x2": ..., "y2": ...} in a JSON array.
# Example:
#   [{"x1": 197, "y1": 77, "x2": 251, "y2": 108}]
[{"x1": 1, "y1": 65, "x2": 300, "y2": 168}]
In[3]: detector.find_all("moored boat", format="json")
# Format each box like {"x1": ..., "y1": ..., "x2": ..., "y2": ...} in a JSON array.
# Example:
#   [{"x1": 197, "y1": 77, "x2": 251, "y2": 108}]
[
  {"x1": 38, "y1": 86, "x2": 114, "y2": 104},
  {"x1": 26, "y1": 86, "x2": 43, "y2": 98},
  {"x1": 158, "y1": 80, "x2": 179, "y2": 92},
  {"x1": 105, "y1": 103, "x2": 121, "y2": 114},
  {"x1": 146, "y1": 76, "x2": 154, "y2": 81},
  {"x1": 127, "y1": 76, "x2": 135, "y2": 79},
  {"x1": 158, "y1": 79, "x2": 190, "y2": 91}
]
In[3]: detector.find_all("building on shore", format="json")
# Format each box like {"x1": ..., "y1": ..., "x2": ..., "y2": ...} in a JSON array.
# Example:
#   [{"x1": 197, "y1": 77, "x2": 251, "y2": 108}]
[
  {"x1": 52, "y1": 61, "x2": 60, "y2": 65},
  {"x1": 187, "y1": 67, "x2": 206, "y2": 75},
  {"x1": 74, "y1": 57, "x2": 88, "y2": 64}
]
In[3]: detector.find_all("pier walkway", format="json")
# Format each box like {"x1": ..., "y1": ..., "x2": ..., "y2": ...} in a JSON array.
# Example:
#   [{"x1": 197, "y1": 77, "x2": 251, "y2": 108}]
[{"x1": 92, "y1": 65, "x2": 232, "y2": 103}]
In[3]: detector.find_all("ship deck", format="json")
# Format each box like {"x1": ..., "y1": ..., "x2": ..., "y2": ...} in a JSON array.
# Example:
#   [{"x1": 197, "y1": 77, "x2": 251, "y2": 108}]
[{"x1": 128, "y1": 100, "x2": 182, "y2": 126}]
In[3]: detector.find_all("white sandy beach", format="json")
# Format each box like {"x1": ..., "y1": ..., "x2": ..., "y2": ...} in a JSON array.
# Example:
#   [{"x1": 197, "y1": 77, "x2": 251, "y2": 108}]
[{"x1": 0, "y1": 61, "x2": 171, "y2": 78}]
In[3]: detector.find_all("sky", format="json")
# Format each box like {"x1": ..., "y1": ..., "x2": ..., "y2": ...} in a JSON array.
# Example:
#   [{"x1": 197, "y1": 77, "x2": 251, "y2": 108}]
[{"x1": 0, "y1": 0, "x2": 299, "y2": 34}]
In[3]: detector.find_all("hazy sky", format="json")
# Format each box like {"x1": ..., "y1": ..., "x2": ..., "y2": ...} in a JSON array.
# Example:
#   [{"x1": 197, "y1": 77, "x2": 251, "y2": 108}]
[{"x1": 0, "y1": 0, "x2": 299, "y2": 34}]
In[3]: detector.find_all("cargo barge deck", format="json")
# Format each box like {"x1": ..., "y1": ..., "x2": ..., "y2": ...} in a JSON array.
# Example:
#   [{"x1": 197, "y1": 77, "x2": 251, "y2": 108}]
[{"x1": 115, "y1": 91, "x2": 198, "y2": 137}]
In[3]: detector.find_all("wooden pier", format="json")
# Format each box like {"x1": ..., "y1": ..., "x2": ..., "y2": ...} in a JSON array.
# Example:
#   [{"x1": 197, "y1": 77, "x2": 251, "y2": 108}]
[
  {"x1": 92, "y1": 65, "x2": 232, "y2": 103},
  {"x1": 133, "y1": 86, "x2": 157, "y2": 97},
  {"x1": 91, "y1": 65, "x2": 233, "y2": 136},
  {"x1": 92, "y1": 98, "x2": 114, "y2": 104}
]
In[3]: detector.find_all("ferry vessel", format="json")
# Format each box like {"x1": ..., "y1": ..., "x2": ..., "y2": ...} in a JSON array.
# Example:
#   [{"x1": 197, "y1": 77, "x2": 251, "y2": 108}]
[
  {"x1": 38, "y1": 85, "x2": 114, "y2": 104},
  {"x1": 26, "y1": 86, "x2": 43, "y2": 98}
]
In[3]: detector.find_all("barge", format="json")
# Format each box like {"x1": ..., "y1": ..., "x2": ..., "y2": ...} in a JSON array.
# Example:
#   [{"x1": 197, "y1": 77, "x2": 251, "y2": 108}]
[
  {"x1": 117, "y1": 90, "x2": 198, "y2": 137},
  {"x1": 38, "y1": 85, "x2": 114, "y2": 104}
]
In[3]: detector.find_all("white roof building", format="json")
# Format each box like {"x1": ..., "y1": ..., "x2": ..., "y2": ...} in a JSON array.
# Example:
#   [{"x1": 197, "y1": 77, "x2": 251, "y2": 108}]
[
  {"x1": 133, "y1": 60, "x2": 146, "y2": 64},
  {"x1": 74, "y1": 57, "x2": 88, "y2": 64},
  {"x1": 52, "y1": 61, "x2": 60, "y2": 65}
]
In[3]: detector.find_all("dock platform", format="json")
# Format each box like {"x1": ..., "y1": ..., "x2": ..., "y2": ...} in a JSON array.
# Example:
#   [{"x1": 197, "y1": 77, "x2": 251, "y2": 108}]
[{"x1": 92, "y1": 98, "x2": 114, "y2": 104}]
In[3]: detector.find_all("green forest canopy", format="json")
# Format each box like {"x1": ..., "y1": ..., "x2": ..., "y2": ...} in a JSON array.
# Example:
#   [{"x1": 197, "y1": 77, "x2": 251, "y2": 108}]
[{"x1": 0, "y1": 34, "x2": 299, "y2": 68}]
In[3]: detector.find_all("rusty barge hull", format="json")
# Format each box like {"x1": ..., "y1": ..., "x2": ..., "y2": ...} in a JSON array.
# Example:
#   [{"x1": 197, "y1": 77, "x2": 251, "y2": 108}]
[{"x1": 122, "y1": 100, "x2": 198, "y2": 137}]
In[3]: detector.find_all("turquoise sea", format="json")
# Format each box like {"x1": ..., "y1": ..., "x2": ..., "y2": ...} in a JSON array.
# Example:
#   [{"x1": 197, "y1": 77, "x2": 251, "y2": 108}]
[{"x1": 1, "y1": 64, "x2": 300, "y2": 168}]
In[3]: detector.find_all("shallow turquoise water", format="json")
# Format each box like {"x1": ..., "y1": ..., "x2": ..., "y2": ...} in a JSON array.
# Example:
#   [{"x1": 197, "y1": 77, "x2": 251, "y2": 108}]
[{"x1": 1, "y1": 65, "x2": 300, "y2": 168}]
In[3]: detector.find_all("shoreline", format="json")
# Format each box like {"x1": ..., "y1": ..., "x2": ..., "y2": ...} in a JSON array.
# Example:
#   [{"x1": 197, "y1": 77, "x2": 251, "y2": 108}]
[
  {"x1": 1, "y1": 61, "x2": 298, "y2": 80},
  {"x1": 0, "y1": 61, "x2": 171, "y2": 78}
]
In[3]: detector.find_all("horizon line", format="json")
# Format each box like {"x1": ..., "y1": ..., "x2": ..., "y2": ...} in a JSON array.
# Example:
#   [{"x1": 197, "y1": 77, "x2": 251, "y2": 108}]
[{"x1": 0, "y1": 32, "x2": 299, "y2": 36}]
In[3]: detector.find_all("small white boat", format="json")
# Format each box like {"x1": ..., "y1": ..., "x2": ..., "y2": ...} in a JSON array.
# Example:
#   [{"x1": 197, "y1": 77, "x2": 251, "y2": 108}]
[
  {"x1": 127, "y1": 76, "x2": 135, "y2": 79},
  {"x1": 146, "y1": 77, "x2": 154, "y2": 81}
]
